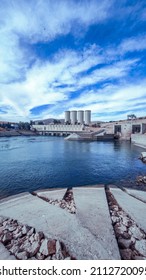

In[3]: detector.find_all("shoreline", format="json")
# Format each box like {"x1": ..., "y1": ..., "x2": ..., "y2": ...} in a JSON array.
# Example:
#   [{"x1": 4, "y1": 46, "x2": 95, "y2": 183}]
[
  {"x1": 1, "y1": 182, "x2": 146, "y2": 202},
  {"x1": 0, "y1": 130, "x2": 39, "y2": 137}
]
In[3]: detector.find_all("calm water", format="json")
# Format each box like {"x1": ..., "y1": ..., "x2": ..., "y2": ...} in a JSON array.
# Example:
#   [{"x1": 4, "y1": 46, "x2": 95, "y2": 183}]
[{"x1": 0, "y1": 136, "x2": 146, "y2": 198}]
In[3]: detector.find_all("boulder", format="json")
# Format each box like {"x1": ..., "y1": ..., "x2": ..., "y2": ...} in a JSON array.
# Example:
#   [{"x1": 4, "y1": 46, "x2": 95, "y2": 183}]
[
  {"x1": 120, "y1": 249, "x2": 132, "y2": 260},
  {"x1": 48, "y1": 239, "x2": 56, "y2": 255},
  {"x1": 2, "y1": 232, "x2": 12, "y2": 245},
  {"x1": 118, "y1": 238, "x2": 132, "y2": 249},
  {"x1": 39, "y1": 239, "x2": 49, "y2": 256},
  {"x1": 16, "y1": 251, "x2": 28, "y2": 260}
]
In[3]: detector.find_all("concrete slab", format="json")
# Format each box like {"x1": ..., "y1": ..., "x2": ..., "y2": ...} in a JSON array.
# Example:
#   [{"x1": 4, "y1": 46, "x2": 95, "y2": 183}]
[
  {"x1": 125, "y1": 188, "x2": 146, "y2": 203},
  {"x1": 0, "y1": 192, "x2": 30, "y2": 203},
  {"x1": 110, "y1": 188, "x2": 146, "y2": 232},
  {"x1": 0, "y1": 189, "x2": 120, "y2": 259},
  {"x1": 73, "y1": 187, "x2": 120, "y2": 260},
  {"x1": 34, "y1": 189, "x2": 67, "y2": 201},
  {"x1": 0, "y1": 242, "x2": 16, "y2": 260}
]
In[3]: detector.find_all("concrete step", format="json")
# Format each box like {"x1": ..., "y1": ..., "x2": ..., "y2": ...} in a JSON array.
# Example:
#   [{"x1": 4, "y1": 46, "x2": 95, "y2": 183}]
[
  {"x1": 124, "y1": 188, "x2": 146, "y2": 204},
  {"x1": 73, "y1": 187, "x2": 121, "y2": 259},
  {"x1": 110, "y1": 188, "x2": 146, "y2": 232}
]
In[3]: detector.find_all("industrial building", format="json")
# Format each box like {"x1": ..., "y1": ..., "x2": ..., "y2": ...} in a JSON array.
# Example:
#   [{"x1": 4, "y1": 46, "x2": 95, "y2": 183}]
[{"x1": 65, "y1": 110, "x2": 91, "y2": 125}]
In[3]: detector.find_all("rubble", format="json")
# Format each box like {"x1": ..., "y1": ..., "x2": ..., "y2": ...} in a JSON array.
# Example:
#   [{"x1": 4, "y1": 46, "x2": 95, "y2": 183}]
[
  {"x1": 106, "y1": 188, "x2": 146, "y2": 259},
  {"x1": 0, "y1": 216, "x2": 73, "y2": 260},
  {"x1": 36, "y1": 188, "x2": 76, "y2": 214},
  {"x1": 136, "y1": 175, "x2": 146, "y2": 185}
]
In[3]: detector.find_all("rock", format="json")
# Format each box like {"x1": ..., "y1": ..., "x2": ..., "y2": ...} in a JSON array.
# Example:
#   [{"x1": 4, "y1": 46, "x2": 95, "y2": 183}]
[
  {"x1": 16, "y1": 251, "x2": 28, "y2": 260},
  {"x1": 27, "y1": 228, "x2": 35, "y2": 236},
  {"x1": 64, "y1": 257, "x2": 71, "y2": 260},
  {"x1": 9, "y1": 244, "x2": 19, "y2": 255},
  {"x1": 118, "y1": 238, "x2": 132, "y2": 249},
  {"x1": 0, "y1": 226, "x2": 4, "y2": 235},
  {"x1": 21, "y1": 240, "x2": 32, "y2": 253},
  {"x1": 22, "y1": 225, "x2": 30, "y2": 235},
  {"x1": 36, "y1": 252, "x2": 45, "y2": 260},
  {"x1": 111, "y1": 216, "x2": 119, "y2": 225},
  {"x1": 122, "y1": 216, "x2": 129, "y2": 227},
  {"x1": 2, "y1": 232, "x2": 12, "y2": 245},
  {"x1": 13, "y1": 231, "x2": 23, "y2": 239},
  {"x1": 39, "y1": 239, "x2": 49, "y2": 256},
  {"x1": 113, "y1": 206, "x2": 119, "y2": 211},
  {"x1": 48, "y1": 239, "x2": 56, "y2": 255},
  {"x1": 141, "y1": 152, "x2": 146, "y2": 160},
  {"x1": 7, "y1": 225, "x2": 17, "y2": 232},
  {"x1": 129, "y1": 226, "x2": 144, "y2": 240},
  {"x1": 29, "y1": 234, "x2": 35, "y2": 243},
  {"x1": 55, "y1": 241, "x2": 64, "y2": 260},
  {"x1": 114, "y1": 223, "x2": 127, "y2": 236},
  {"x1": 34, "y1": 232, "x2": 44, "y2": 242},
  {"x1": 135, "y1": 240, "x2": 146, "y2": 257},
  {"x1": 70, "y1": 206, "x2": 76, "y2": 214},
  {"x1": 120, "y1": 249, "x2": 132, "y2": 260},
  {"x1": 45, "y1": 256, "x2": 52, "y2": 260},
  {"x1": 29, "y1": 241, "x2": 40, "y2": 257},
  {"x1": 121, "y1": 232, "x2": 131, "y2": 239}
]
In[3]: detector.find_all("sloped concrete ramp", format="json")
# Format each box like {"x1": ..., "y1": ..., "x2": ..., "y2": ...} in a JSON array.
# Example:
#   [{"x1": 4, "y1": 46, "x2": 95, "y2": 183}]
[
  {"x1": 73, "y1": 187, "x2": 120, "y2": 259},
  {"x1": 0, "y1": 187, "x2": 121, "y2": 260}
]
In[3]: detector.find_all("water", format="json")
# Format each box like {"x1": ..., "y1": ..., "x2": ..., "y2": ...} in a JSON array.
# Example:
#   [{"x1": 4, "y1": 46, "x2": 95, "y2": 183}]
[{"x1": 0, "y1": 136, "x2": 146, "y2": 199}]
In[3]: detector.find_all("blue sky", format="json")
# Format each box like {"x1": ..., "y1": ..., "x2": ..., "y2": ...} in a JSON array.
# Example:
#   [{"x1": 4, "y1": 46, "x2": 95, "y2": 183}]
[{"x1": 0, "y1": 0, "x2": 146, "y2": 122}]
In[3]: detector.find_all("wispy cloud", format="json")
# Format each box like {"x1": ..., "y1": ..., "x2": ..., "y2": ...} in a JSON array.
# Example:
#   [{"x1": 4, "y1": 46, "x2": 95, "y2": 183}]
[{"x1": 0, "y1": 0, "x2": 146, "y2": 121}]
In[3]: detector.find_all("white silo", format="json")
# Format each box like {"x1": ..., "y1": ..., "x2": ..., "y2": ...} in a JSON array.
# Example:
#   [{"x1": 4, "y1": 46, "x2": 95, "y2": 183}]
[
  {"x1": 77, "y1": 110, "x2": 84, "y2": 124},
  {"x1": 85, "y1": 110, "x2": 91, "y2": 125},
  {"x1": 65, "y1": 111, "x2": 70, "y2": 124},
  {"x1": 70, "y1": 110, "x2": 77, "y2": 125}
]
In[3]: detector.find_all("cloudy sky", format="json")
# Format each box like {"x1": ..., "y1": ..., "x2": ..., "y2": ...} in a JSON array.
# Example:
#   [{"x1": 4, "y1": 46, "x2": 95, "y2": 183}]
[{"x1": 0, "y1": 0, "x2": 146, "y2": 122}]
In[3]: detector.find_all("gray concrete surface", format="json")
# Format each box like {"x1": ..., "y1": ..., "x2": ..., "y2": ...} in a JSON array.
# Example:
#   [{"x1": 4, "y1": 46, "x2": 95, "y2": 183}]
[
  {"x1": 34, "y1": 188, "x2": 67, "y2": 200},
  {"x1": 73, "y1": 187, "x2": 121, "y2": 259},
  {"x1": 0, "y1": 243, "x2": 16, "y2": 260},
  {"x1": 125, "y1": 188, "x2": 146, "y2": 203}
]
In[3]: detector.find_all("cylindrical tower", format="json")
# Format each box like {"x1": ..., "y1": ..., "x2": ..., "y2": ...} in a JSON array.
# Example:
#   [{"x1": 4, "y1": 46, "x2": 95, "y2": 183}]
[
  {"x1": 85, "y1": 110, "x2": 91, "y2": 125},
  {"x1": 70, "y1": 110, "x2": 77, "y2": 125},
  {"x1": 65, "y1": 111, "x2": 70, "y2": 124},
  {"x1": 77, "y1": 110, "x2": 84, "y2": 124}
]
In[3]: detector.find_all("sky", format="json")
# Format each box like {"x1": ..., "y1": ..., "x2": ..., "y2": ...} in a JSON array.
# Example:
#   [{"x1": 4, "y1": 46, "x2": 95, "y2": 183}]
[{"x1": 0, "y1": 0, "x2": 146, "y2": 122}]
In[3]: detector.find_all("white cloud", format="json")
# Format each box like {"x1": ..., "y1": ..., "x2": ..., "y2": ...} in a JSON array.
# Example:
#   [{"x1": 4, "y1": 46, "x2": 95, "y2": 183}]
[
  {"x1": 0, "y1": 0, "x2": 113, "y2": 43},
  {"x1": 0, "y1": 0, "x2": 146, "y2": 122}
]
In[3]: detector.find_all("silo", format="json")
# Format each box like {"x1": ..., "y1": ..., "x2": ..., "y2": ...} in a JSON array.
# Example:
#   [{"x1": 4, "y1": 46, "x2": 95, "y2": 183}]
[
  {"x1": 85, "y1": 110, "x2": 91, "y2": 125},
  {"x1": 77, "y1": 110, "x2": 84, "y2": 124},
  {"x1": 70, "y1": 110, "x2": 77, "y2": 125},
  {"x1": 65, "y1": 111, "x2": 70, "y2": 124}
]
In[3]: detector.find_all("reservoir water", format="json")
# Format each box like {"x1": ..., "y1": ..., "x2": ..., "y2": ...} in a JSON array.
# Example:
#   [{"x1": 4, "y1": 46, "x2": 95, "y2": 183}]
[{"x1": 0, "y1": 136, "x2": 146, "y2": 199}]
